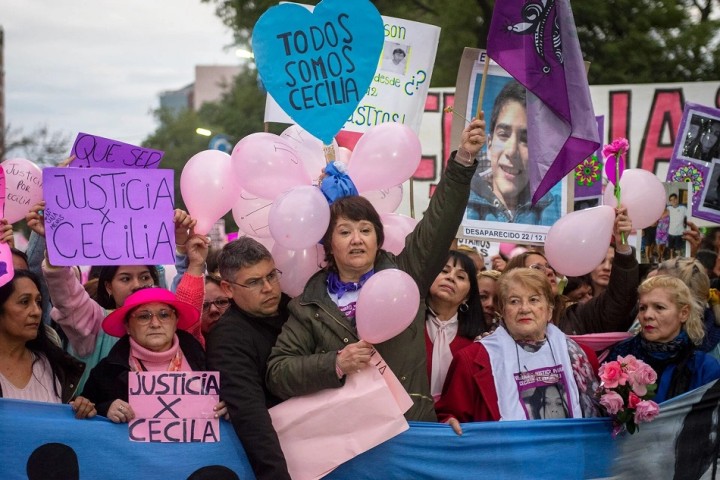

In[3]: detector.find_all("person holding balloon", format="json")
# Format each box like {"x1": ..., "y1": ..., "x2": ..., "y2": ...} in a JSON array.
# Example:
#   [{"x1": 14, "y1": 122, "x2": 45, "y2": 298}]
[
  {"x1": 425, "y1": 250, "x2": 487, "y2": 402},
  {"x1": 504, "y1": 206, "x2": 639, "y2": 335},
  {"x1": 266, "y1": 117, "x2": 487, "y2": 422}
]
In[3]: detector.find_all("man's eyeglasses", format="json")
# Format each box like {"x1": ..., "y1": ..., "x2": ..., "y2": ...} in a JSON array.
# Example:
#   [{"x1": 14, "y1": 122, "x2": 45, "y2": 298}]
[
  {"x1": 202, "y1": 298, "x2": 231, "y2": 312},
  {"x1": 130, "y1": 309, "x2": 177, "y2": 325},
  {"x1": 529, "y1": 263, "x2": 554, "y2": 274},
  {"x1": 227, "y1": 269, "x2": 283, "y2": 291}
]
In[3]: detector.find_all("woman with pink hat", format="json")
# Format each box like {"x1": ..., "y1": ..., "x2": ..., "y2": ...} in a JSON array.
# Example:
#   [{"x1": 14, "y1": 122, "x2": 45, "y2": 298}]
[{"x1": 81, "y1": 287, "x2": 227, "y2": 423}]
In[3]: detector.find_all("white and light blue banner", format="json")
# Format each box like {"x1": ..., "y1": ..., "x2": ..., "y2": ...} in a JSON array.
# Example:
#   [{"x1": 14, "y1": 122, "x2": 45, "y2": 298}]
[{"x1": 3, "y1": 380, "x2": 719, "y2": 479}]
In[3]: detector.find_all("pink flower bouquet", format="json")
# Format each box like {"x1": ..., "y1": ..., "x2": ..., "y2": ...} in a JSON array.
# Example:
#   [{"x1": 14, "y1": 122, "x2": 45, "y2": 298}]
[{"x1": 598, "y1": 355, "x2": 660, "y2": 436}]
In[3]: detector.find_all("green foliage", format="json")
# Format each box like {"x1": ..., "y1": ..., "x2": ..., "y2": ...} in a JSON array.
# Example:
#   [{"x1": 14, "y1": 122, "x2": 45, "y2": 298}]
[
  {"x1": 141, "y1": 68, "x2": 269, "y2": 230},
  {"x1": 574, "y1": 0, "x2": 720, "y2": 84},
  {"x1": 145, "y1": 0, "x2": 720, "y2": 233},
  {"x1": 202, "y1": 0, "x2": 720, "y2": 86}
]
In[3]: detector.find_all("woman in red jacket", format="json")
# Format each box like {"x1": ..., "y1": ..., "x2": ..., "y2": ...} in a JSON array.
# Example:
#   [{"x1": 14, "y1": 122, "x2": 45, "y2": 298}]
[
  {"x1": 424, "y1": 250, "x2": 486, "y2": 402},
  {"x1": 436, "y1": 268, "x2": 601, "y2": 434}
]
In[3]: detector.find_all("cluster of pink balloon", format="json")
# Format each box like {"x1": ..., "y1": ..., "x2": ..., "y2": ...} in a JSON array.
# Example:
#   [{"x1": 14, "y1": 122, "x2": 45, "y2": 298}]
[
  {"x1": 1, "y1": 158, "x2": 44, "y2": 224},
  {"x1": 545, "y1": 168, "x2": 666, "y2": 276},
  {"x1": 179, "y1": 123, "x2": 423, "y2": 296}
]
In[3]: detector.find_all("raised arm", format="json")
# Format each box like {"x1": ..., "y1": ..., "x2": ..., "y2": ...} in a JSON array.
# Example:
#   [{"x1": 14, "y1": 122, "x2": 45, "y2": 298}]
[
  {"x1": 395, "y1": 117, "x2": 485, "y2": 293},
  {"x1": 26, "y1": 202, "x2": 106, "y2": 356}
]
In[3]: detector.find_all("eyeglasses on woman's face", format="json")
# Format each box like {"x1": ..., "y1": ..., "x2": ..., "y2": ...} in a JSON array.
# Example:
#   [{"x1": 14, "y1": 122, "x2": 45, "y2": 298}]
[{"x1": 130, "y1": 309, "x2": 177, "y2": 325}]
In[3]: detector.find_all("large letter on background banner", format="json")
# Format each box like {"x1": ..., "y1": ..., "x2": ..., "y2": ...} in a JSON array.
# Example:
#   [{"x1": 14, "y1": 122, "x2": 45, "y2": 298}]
[
  {"x1": 487, "y1": 0, "x2": 600, "y2": 204},
  {"x1": 3, "y1": 381, "x2": 720, "y2": 479}
]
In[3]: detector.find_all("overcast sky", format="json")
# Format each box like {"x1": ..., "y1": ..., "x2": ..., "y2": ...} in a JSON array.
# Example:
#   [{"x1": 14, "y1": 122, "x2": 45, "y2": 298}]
[{"x1": 2, "y1": 0, "x2": 240, "y2": 153}]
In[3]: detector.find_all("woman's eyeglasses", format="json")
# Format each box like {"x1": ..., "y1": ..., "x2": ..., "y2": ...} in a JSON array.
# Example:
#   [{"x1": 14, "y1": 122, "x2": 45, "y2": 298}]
[
  {"x1": 202, "y1": 298, "x2": 231, "y2": 311},
  {"x1": 130, "y1": 309, "x2": 177, "y2": 325},
  {"x1": 529, "y1": 263, "x2": 555, "y2": 274}
]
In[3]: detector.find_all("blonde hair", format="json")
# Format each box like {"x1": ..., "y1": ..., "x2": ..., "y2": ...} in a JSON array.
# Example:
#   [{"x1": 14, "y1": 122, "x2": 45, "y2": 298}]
[
  {"x1": 657, "y1": 257, "x2": 718, "y2": 328},
  {"x1": 497, "y1": 268, "x2": 554, "y2": 313},
  {"x1": 478, "y1": 269, "x2": 501, "y2": 281},
  {"x1": 638, "y1": 275, "x2": 704, "y2": 345}
]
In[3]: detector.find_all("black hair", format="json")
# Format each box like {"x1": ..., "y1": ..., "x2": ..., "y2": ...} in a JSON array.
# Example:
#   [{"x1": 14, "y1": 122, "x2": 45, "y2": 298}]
[
  {"x1": 95, "y1": 265, "x2": 160, "y2": 309},
  {"x1": 525, "y1": 384, "x2": 569, "y2": 419},
  {"x1": 392, "y1": 48, "x2": 406, "y2": 56},
  {"x1": 434, "y1": 250, "x2": 487, "y2": 339},
  {"x1": 10, "y1": 247, "x2": 28, "y2": 268},
  {"x1": 489, "y1": 80, "x2": 527, "y2": 135},
  {"x1": 322, "y1": 195, "x2": 384, "y2": 273},
  {"x1": 673, "y1": 379, "x2": 720, "y2": 479},
  {"x1": 564, "y1": 274, "x2": 593, "y2": 297},
  {"x1": 0, "y1": 270, "x2": 82, "y2": 401}
]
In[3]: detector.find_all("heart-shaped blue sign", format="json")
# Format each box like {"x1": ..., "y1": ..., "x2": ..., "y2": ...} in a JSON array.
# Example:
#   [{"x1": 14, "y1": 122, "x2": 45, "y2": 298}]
[{"x1": 252, "y1": 0, "x2": 384, "y2": 145}]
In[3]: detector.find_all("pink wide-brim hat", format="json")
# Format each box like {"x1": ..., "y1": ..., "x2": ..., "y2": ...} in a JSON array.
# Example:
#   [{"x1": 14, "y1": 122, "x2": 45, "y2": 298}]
[{"x1": 102, "y1": 288, "x2": 200, "y2": 337}]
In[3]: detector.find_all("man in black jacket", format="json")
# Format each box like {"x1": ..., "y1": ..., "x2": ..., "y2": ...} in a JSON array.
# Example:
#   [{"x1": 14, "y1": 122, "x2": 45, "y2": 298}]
[{"x1": 206, "y1": 237, "x2": 291, "y2": 480}]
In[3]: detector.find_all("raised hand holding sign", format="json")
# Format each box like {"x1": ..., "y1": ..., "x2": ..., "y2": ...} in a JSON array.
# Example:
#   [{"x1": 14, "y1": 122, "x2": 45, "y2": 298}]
[{"x1": 252, "y1": 0, "x2": 384, "y2": 144}]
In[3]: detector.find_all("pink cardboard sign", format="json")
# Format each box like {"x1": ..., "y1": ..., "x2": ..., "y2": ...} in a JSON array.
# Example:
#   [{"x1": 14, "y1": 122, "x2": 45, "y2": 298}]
[
  {"x1": 42, "y1": 167, "x2": 176, "y2": 266},
  {"x1": 70, "y1": 132, "x2": 164, "y2": 169},
  {"x1": 0, "y1": 167, "x2": 13, "y2": 288},
  {"x1": 128, "y1": 371, "x2": 220, "y2": 443}
]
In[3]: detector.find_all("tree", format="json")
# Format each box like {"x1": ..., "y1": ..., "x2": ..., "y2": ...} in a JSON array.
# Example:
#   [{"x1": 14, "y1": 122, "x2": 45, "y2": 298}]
[
  {"x1": 2, "y1": 124, "x2": 71, "y2": 165},
  {"x1": 202, "y1": 0, "x2": 720, "y2": 85},
  {"x1": 142, "y1": 67, "x2": 268, "y2": 228}
]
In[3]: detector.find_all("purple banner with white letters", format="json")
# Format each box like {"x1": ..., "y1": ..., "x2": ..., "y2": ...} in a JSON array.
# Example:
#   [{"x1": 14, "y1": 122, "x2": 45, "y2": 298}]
[
  {"x1": 70, "y1": 133, "x2": 164, "y2": 169},
  {"x1": 42, "y1": 167, "x2": 175, "y2": 266}
]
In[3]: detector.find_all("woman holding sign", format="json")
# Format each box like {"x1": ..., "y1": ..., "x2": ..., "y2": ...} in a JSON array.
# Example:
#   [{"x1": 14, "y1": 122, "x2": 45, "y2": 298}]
[
  {"x1": 81, "y1": 287, "x2": 227, "y2": 422},
  {"x1": 26, "y1": 204, "x2": 207, "y2": 391},
  {"x1": 0, "y1": 270, "x2": 96, "y2": 419},
  {"x1": 266, "y1": 119, "x2": 486, "y2": 422}
]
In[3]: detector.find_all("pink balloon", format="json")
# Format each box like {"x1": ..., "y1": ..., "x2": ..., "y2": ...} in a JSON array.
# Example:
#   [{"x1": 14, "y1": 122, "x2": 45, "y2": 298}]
[
  {"x1": 347, "y1": 123, "x2": 421, "y2": 192},
  {"x1": 545, "y1": 206, "x2": 616, "y2": 276},
  {"x1": 603, "y1": 168, "x2": 666, "y2": 229},
  {"x1": 356, "y1": 269, "x2": 420, "y2": 343},
  {"x1": 361, "y1": 185, "x2": 403, "y2": 214},
  {"x1": 380, "y1": 213, "x2": 419, "y2": 255},
  {"x1": 280, "y1": 125, "x2": 339, "y2": 180},
  {"x1": 232, "y1": 190, "x2": 273, "y2": 238},
  {"x1": 268, "y1": 186, "x2": 330, "y2": 250},
  {"x1": 248, "y1": 234, "x2": 275, "y2": 253},
  {"x1": 180, "y1": 150, "x2": 239, "y2": 235},
  {"x1": 2, "y1": 158, "x2": 43, "y2": 224},
  {"x1": 231, "y1": 133, "x2": 312, "y2": 200},
  {"x1": 336, "y1": 146, "x2": 352, "y2": 165},
  {"x1": 271, "y1": 243, "x2": 325, "y2": 297}
]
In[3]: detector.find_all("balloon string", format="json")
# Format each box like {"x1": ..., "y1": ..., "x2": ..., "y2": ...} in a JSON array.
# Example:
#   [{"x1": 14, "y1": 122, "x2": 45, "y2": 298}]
[
  {"x1": 323, "y1": 144, "x2": 336, "y2": 164},
  {"x1": 614, "y1": 153, "x2": 626, "y2": 245}
]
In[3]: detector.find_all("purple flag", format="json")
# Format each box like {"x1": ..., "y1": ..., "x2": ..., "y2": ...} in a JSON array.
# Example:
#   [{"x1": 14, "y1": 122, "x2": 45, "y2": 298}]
[{"x1": 487, "y1": 0, "x2": 600, "y2": 204}]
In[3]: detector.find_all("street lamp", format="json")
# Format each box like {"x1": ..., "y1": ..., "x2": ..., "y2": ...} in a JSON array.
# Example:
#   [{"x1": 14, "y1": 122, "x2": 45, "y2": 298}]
[
  {"x1": 235, "y1": 48, "x2": 254, "y2": 59},
  {"x1": 195, "y1": 128, "x2": 212, "y2": 136}
]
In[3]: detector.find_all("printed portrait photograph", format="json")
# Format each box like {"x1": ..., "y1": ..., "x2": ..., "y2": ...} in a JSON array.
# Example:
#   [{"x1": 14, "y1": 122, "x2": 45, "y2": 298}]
[
  {"x1": 380, "y1": 41, "x2": 410, "y2": 75},
  {"x1": 681, "y1": 112, "x2": 720, "y2": 163}
]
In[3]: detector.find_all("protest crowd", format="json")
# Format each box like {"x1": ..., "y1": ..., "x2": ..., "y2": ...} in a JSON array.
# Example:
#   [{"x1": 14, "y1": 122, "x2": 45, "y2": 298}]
[{"x1": 4, "y1": 0, "x2": 720, "y2": 479}]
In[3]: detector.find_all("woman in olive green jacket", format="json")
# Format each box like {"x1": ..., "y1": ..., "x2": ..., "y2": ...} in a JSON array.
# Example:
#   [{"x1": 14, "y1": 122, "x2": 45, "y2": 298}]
[{"x1": 266, "y1": 119, "x2": 486, "y2": 421}]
